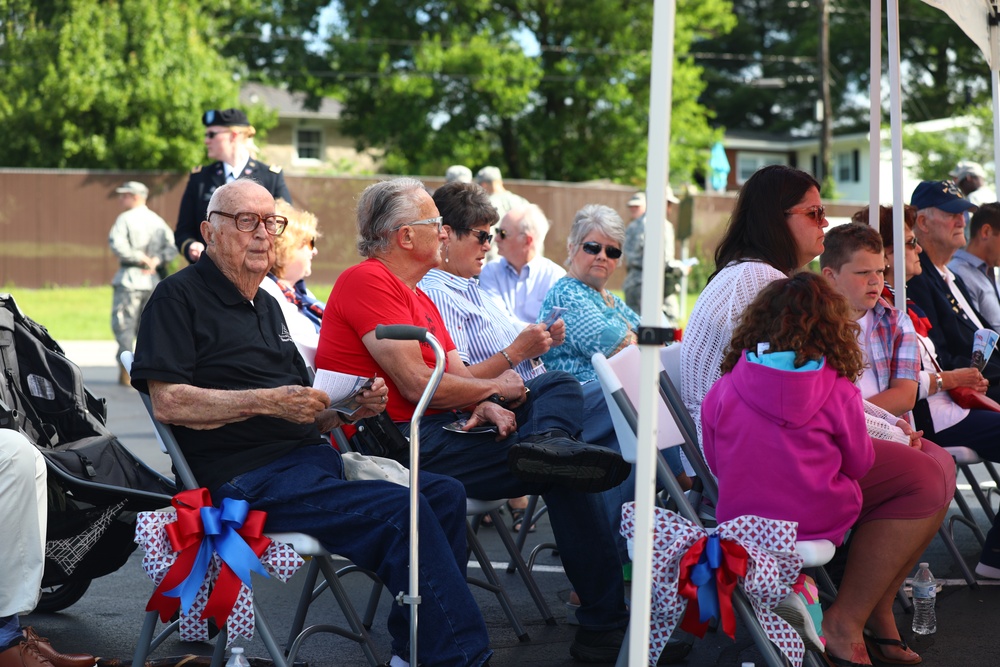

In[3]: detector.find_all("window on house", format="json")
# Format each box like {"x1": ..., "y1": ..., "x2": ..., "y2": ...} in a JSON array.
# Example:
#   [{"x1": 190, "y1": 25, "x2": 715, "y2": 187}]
[
  {"x1": 295, "y1": 129, "x2": 322, "y2": 161},
  {"x1": 834, "y1": 150, "x2": 860, "y2": 182},
  {"x1": 736, "y1": 153, "x2": 788, "y2": 184}
]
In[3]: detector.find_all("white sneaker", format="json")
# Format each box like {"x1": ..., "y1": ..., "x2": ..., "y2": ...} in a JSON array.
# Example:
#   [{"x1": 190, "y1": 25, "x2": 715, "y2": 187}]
[
  {"x1": 975, "y1": 561, "x2": 1000, "y2": 579},
  {"x1": 774, "y1": 592, "x2": 825, "y2": 653}
]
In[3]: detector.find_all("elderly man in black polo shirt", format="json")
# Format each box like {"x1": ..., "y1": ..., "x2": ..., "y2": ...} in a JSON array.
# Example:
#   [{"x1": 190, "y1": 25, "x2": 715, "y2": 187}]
[{"x1": 130, "y1": 180, "x2": 492, "y2": 667}]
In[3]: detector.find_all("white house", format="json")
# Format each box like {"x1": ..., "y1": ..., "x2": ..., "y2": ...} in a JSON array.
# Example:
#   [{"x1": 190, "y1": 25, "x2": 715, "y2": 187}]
[{"x1": 719, "y1": 117, "x2": 988, "y2": 204}]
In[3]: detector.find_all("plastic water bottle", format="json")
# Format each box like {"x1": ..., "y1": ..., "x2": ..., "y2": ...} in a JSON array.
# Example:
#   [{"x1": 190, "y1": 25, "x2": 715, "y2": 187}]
[
  {"x1": 911, "y1": 562, "x2": 937, "y2": 635},
  {"x1": 225, "y1": 647, "x2": 250, "y2": 667}
]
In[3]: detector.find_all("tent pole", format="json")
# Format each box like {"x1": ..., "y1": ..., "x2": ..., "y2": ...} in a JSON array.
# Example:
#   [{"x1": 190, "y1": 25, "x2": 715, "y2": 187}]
[
  {"x1": 630, "y1": 0, "x2": 675, "y2": 664},
  {"x1": 869, "y1": 0, "x2": 882, "y2": 225},
  {"x1": 888, "y1": 0, "x2": 906, "y2": 311}
]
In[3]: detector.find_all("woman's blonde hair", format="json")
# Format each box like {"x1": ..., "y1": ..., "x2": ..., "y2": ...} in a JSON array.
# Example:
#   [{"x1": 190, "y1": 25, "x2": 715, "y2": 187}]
[
  {"x1": 719, "y1": 272, "x2": 864, "y2": 381},
  {"x1": 271, "y1": 199, "x2": 320, "y2": 277}
]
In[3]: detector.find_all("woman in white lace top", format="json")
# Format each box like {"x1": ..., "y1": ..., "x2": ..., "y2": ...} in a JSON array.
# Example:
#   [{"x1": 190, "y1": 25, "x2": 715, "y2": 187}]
[{"x1": 681, "y1": 165, "x2": 952, "y2": 667}]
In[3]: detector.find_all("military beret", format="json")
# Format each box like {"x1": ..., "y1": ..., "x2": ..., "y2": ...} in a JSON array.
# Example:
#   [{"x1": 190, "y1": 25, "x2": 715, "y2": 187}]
[{"x1": 202, "y1": 108, "x2": 250, "y2": 127}]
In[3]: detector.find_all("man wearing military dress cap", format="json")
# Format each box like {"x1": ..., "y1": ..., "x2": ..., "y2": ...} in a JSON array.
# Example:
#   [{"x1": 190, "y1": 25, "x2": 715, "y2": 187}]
[{"x1": 175, "y1": 108, "x2": 292, "y2": 263}]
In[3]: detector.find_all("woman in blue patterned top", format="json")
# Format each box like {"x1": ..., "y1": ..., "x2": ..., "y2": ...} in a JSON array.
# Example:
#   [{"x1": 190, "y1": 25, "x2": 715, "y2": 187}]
[{"x1": 539, "y1": 204, "x2": 640, "y2": 383}]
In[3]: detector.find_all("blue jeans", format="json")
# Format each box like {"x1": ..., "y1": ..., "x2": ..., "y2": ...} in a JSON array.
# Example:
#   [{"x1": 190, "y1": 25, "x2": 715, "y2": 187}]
[
  {"x1": 213, "y1": 445, "x2": 491, "y2": 667},
  {"x1": 402, "y1": 371, "x2": 629, "y2": 630},
  {"x1": 580, "y1": 380, "x2": 684, "y2": 563}
]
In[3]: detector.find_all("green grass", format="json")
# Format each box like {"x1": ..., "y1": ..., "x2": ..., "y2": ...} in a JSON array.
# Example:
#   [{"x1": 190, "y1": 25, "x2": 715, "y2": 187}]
[
  {"x1": 4, "y1": 286, "x2": 115, "y2": 341},
  {"x1": 2, "y1": 283, "x2": 695, "y2": 342}
]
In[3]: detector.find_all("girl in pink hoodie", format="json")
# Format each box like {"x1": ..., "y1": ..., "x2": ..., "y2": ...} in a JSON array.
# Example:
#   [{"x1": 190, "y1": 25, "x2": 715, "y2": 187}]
[{"x1": 702, "y1": 272, "x2": 874, "y2": 544}]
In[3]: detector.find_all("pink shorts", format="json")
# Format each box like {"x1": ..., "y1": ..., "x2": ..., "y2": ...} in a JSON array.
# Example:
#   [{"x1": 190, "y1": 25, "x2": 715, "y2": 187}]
[{"x1": 856, "y1": 437, "x2": 956, "y2": 524}]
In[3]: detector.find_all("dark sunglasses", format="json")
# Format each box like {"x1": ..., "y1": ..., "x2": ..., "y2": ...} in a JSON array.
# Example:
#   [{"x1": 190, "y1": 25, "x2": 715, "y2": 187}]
[
  {"x1": 309, "y1": 237, "x2": 316, "y2": 250},
  {"x1": 451, "y1": 227, "x2": 493, "y2": 245},
  {"x1": 904, "y1": 237, "x2": 919, "y2": 249},
  {"x1": 497, "y1": 228, "x2": 520, "y2": 240},
  {"x1": 204, "y1": 130, "x2": 229, "y2": 139},
  {"x1": 785, "y1": 205, "x2": 827, "y2": 222},
  {"x1": 468, "y1": 229, "x2": 493, "y2": 245},
  {"x1": 580, "y1": 241, "x2": 623, "y2": 259}
]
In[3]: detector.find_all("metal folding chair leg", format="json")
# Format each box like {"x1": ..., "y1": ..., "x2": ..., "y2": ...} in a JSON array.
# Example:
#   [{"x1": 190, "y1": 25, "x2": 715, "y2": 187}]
[
  {"x1": 284, "y1": 557, "x2": 381, "y2": 666},
  {"x1": 465, "y1": 512, "x2": 530, "y2": 641},
  {"x1": 491, "y1": 508, "x2": 556, "y2": 625},
  {"x1": 936, "y1": 524, "x2": 979, "y2": 588}
]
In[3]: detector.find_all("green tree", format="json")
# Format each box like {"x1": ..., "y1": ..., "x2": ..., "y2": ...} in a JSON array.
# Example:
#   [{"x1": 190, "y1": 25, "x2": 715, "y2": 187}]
[
  {"x1": 0, "y1": 0, "x2": 245, "y2": 169},
  {"x1": 306, "y1": 0, "x2": 735, "y2": 184},
  {"x1": 695, "y1": 0, "x2": 989, "y2": 136},
  {"x1": 904, "y1": 104, "x2": 994, "y2": 183}
]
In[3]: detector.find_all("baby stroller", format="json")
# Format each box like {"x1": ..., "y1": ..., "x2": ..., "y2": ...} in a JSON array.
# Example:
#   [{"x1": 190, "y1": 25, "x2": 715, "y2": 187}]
[{"x1": 0, "y1": 293, "x2": 176, "y2": 612}]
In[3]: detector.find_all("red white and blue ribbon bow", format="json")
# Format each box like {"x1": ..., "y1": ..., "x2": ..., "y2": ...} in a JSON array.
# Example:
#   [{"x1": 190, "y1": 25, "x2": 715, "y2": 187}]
[
  {"x1": 620, "y1": 503, "x2": 806, "y2": 667},
  {"x1": 135, "y1": 489, "x2": 304, "y2": 645}
]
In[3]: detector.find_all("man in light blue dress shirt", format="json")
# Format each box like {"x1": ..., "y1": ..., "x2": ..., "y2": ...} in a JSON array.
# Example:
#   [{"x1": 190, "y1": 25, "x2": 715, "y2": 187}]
[
  {"x1": 948, "y1": 202, "x2": 1000, "y2": 331},
  {"x1": 478, "y1": 205, "x2": 566, "y2": 329}
]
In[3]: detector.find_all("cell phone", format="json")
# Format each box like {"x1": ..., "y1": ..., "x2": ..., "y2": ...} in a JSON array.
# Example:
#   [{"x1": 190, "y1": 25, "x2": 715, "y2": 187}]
[{"x1": 542, "y1": 307, "x2": 567, "y2": 329}]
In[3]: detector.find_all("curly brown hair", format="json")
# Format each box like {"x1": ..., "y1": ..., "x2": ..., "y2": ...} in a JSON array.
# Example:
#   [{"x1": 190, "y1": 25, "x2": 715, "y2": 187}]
[{"x1": 719, "y1": 272, "x2": 864, "y2": 381}]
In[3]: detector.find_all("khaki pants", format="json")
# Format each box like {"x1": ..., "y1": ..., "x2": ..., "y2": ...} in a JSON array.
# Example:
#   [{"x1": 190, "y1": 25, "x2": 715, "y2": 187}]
[
  {"x1": 0, "y1": 430, "x2": 47, "y2": 615},
  {"x1": 111, "y1": 287, "x2": 152, "y2": 358}
]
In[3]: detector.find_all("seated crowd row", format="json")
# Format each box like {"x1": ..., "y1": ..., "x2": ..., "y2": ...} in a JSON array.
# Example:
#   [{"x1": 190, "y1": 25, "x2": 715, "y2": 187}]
[{"x1": 98, "y1": 167, "x2": 998, "y2": 667}]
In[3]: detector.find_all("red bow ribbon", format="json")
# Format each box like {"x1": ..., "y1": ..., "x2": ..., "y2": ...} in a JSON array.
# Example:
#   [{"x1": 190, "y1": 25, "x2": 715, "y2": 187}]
[
  {"x1": 146, "y1": 489, "x2": 271, "y2": 627},
  {"x1": 676, "y1": 535, "x2": 749, "y2": 638}
]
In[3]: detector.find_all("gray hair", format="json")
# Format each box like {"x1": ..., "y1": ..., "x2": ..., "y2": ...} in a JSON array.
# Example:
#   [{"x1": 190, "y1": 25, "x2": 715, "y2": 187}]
[
  {"x1": 356, "y1": 177, "x2": 427, "y2": 258},
  {"x1": 565, "y1": 204, "x2": 626, "y2": 265},
  {"x1": 510, "y1": 204, "x2": 551, "y2": 253}
]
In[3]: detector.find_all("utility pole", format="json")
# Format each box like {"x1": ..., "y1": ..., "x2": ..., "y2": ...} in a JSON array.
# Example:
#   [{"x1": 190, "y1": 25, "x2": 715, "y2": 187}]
[{"x1": 818, "y1": 0, "x2": 833, "y2": 194}]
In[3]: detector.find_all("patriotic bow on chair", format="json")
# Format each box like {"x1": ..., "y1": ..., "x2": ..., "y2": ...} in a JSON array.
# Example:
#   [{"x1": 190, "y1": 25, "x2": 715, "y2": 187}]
[
  {"x1": 620, "y1": 503, "x2": 807, "y2": 667},
  {"x1": 135, "y1": 488, "x2": 304, "y2": 645}
]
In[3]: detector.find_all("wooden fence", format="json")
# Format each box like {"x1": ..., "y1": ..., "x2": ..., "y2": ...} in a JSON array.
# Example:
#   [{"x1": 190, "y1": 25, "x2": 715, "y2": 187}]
[{"x1": 0, "y1": 169, "x2": 868, "y2": 292}]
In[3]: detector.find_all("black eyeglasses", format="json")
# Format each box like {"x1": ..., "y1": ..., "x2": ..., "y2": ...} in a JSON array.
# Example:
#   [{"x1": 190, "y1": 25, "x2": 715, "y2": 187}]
[
  {"x1": 785, "y1": 205, "x2": 827, "y2": 222},
  {"x1": 497, "y1": 228, "x2": 522, "y2": 240},
  {"x1": 204, "y1": 130, "x2": 230, "y2": 139},
  {"x1": 904, "y1": 237, "x2": 919, "y2": 249},
  {"x1": 308, "y1": 237, "x2": 316, "y2": 250},
  {"x1": 459, "y1": 229, "x2": 494, "y2": 245},
  {"x1": 580, "y1": 241, "x2": 623, "y2": 259},
  {"x1": 209, "y1": 210, "x2": 288, "y2": 236}
]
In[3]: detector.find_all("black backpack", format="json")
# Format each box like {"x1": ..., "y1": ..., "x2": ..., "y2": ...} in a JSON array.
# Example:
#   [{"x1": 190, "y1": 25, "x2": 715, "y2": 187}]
[{"x1": 0, "y1": 293, "x2": 175, "y2": 609}]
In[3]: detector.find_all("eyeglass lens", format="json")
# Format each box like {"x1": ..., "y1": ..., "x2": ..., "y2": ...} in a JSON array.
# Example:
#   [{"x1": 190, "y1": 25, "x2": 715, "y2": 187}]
[
  {"x1": 309, "y1": 237, "x2": 316, "y2": 250},
  {"x1": 471, "y1": 230, "x2": 493, "y2": 245},
  {"x1": 581, "y1": 241, "x2": 623, "y2": 259},
  {"x1": 234, "y1": 212, "x2": 287, "y2": 235},
  {"x1": 205, "y1": 130, "x2": 226, "y2": 139}
]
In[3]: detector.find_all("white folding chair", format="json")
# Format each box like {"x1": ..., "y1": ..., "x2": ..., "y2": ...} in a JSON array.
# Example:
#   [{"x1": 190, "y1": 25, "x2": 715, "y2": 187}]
[
  {"x1": 120, "y1": 352, "x2": 382, "y2": 667},
  {"x1": 593, "y1": 346, "x2": 834, "y2": 667}
]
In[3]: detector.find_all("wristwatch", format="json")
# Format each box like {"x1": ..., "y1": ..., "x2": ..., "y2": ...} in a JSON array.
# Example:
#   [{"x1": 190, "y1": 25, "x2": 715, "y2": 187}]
[
  {"x1": 486, "y1": 393, "x2": 507, "y2": 406},
  {"x1": 935, "y1": 373, "x2": 944, "y2": 393}
]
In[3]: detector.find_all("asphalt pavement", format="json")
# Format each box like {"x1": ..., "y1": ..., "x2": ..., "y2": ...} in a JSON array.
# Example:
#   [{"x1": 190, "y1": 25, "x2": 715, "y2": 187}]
[{"x1": 23, "y1": 343, "x2": 1000, "y2": 666}]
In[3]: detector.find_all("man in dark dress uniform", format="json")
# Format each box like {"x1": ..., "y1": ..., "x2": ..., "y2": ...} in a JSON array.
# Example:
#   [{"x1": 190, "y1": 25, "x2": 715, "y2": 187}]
[{"x1": 175, "y1": 108, "x2": 292, "y2": 263}]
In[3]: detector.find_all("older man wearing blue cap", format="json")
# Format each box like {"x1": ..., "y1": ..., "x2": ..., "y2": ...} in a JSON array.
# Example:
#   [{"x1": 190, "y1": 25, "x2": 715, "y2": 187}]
[
  {"x1": 175, "y1": 108, "x2": 292, "y2": 263},
  {"x1": 905, "y1": 180, "x2": 1000, "y2": 399}
]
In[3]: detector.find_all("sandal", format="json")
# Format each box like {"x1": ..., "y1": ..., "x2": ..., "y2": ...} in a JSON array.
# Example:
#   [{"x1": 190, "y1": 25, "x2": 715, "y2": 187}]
[
  {"x1": 508, "y1": 502, "x2": 537, "y2": 533},
  {"x1": 821, "y1": 651, "x2": 872, "y2": 667},
  {"x1": 862, "y1": 629, "x2": 922, "y2": 665}
]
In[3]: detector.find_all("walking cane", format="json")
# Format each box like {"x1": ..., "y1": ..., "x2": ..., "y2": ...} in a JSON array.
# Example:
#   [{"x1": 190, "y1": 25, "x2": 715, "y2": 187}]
[{"x1": 374, "y1": 325, "x2": 446, "y2": 667}]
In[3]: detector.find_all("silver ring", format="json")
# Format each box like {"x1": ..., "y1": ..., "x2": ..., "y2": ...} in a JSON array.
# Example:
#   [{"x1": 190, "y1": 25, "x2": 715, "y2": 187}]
[{"x1": 382, "y1": 395, "x2": 387, "y2": 403}]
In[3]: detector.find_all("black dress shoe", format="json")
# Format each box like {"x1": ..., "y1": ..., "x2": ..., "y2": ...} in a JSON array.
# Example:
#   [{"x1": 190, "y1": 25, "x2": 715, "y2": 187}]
[{"x1": 508, "y1": 430, "x2": 631, "y2": 493}]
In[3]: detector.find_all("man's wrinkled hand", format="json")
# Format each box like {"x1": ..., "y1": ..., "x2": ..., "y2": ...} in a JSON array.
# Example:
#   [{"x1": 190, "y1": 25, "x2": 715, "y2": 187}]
[
  {"x1": 466, "y1": 401, "x2": 517, "y2": 439},
  {"x1": 348, "y1": 377, "x2": 390, "y2": 421},
  {"x1": 275, "y1": 386, "x2": 330, "y2": 423}
]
